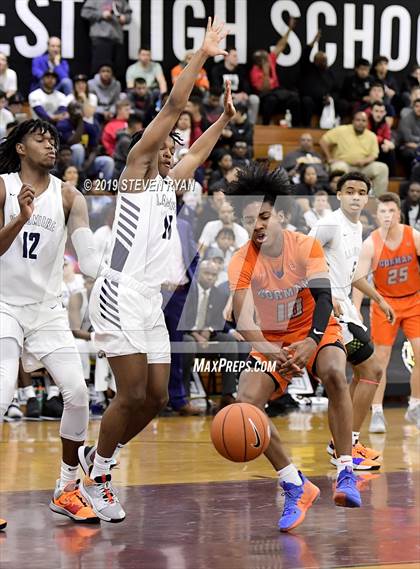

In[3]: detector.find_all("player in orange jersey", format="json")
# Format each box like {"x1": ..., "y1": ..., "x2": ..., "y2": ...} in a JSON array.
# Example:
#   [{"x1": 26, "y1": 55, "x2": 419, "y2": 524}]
[
  {"x1": 227, "y1": 164, "x2": 361, "y2": 533},
  {"x1": 354, "y1": 193, "x2": 420, "y2": 431}
]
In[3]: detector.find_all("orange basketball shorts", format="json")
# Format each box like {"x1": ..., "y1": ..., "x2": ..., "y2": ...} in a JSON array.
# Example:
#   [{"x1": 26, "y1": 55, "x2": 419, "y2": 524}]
[{"x1": 370, "y1": 292, "x2": 420, "y2": 346}]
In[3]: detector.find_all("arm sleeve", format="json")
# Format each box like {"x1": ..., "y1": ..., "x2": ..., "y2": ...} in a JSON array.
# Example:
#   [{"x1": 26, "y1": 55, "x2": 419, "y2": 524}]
[
  {"x1": 308, "y1": 278, "x2": 333, "y2": 344},
  {"x1": 71, "y1": 227, "x2": 102, "y2": 279}
]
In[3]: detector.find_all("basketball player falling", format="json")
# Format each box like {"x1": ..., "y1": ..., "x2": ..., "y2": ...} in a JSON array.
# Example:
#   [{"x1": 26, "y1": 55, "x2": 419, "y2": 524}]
[
  {"x1": 77, "y1": 18, "x2": 235, "y2": 522},
  {"x1": 228, "y1": 164, "x2": 361, "y2": 533},
  {"x1": 310, "y1": 172, "x2": 395, "y2": 469},
  {"x1": 0, "y1": 120, "x2": 101, "y2": 526},
  {"x1": 353, "y1": 193, "x2": 420, "y2": 432}
]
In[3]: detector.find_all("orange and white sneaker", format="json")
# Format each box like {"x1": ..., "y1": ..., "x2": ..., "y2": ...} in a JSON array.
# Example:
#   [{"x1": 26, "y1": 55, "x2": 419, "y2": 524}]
[
  {"x1": 330, "y1": 448, "x2": 380, "y2": 471},
  {"x1": 353, "y1": 442, "x2": 380, "y2": 461},
  {"x1": 49, "y1": 480, "x2": 100, "y2": 523},
  {"x1": 0, "y1": 518, "x2": 7, "y2": 531}
]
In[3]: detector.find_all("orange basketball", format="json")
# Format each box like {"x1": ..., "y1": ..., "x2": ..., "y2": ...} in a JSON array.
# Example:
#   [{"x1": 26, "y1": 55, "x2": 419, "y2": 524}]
[{"x1": 210, "y1": 403, "x2": 271, "y2": 462}]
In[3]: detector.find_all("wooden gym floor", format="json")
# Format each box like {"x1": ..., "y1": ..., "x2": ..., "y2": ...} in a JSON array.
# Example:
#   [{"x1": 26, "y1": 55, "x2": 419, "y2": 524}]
[{"x1": 0, "y1": 407, "x2": 419, "y2": 569}]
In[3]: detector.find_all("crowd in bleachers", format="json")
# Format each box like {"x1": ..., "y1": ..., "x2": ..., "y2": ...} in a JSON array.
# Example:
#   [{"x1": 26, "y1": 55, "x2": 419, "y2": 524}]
[{"x1": 2, "y1": 14, "x2": 420, "y2": 420}]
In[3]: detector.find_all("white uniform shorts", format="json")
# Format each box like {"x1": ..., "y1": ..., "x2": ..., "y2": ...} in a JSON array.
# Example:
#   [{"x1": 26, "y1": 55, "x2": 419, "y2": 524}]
[
  {"x1": 89, "y1": 273, "x2": 170, "y2": 364},
  {"x1": 0, "y1": 299, "x2": 77, "y2": 372}
]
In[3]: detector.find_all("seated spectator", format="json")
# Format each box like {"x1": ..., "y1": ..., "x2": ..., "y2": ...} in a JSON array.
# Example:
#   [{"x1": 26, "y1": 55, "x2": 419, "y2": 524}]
[
  {"x1": 399, "y1": 162, "x2": 420, "y2": 199},
  {"x1": 205, "y1": 246, "x2": 227, "y2": 285},
  {"x1": 293, "y1": 164, "x2": 325, "y2": 212},
  {"x1": 397, "y1": 98, "x2": 420, "y2": 176},
  {"x1": 231, "y1": 140, "x2": 251, "y2": 168},
  {"x1": 203, "y1": 88, "x2": 224, "y2": 124},
  {"x1": 371, "y1": 55, "x2": 399, "y2": 109},
  {"x1": 320, "y1": 111, "x2": 389, "y2": 196},
  {"x1": 303, "y1": 190, "x2": 331, "y2": 228},
  {"x1": 88, "y1": 63, "x2": 121, "y2": 123},
  {"x1": 359, "y1": 82, "x2": 395, "y2": 126},
  {"x1": 211, "y1": 47, "x2": 259, "y2": 124},
  {"x1": 113, "y1": 113, "x2": 143, "y2": 179},
  {"x1": 327, "y1": 169, "x2": 345, "y2": 209},
  {"x1": 401, "y1": 180, "x2": 420, "y2": 231},
  {"x1": 368, "y1": 101, "x2": 396, "y2": 175},
  {"x1": 299, "y1": 30, "x2": 338, "y2": 126},
  {"x1": 249, "y1": 18, "x2": 300, "y2": 125},
  {"x1": 52, "y1": 145, "x2": 74, "y2": 178},
  {"x1": 127, "y1": 77, "x2": 154, "y2": 122},
  {"x1": 6, "y1": 93, "x2": 28, "y2": 122},
  {"x1": 208, "y1": 151, "x2": 233, "y2": 189},
  {"x1": 101, "y1": 99, "x2": 131, "y2": 156},
  {"x1": 0, "y1": 90, "x2": 14, "y2": 139},
  {"x1": 126, "y1": 46, "x2": 167, "y2": 94},
  {"x1": 66, "y1": 74, "x2": 98, "y2": 123},
  {"x1": 195, "y1": 188, "x2": 226, "y2": 240},
  {"x1": 28, "y1": 71, "x2": 68, "y2": 123},
  {"x1": 173, "y1": 111, "x2": 198, "y2": 161},
  {"x1": 57, "y1": 101, "x2": 114, "y2": 181},
  {"x1": 185, "y1": 96, "x2": 210, "y2": 135},
  {"x1": 220, "y1": 102, "x2": 253, "y2": 148},
  {"x1": 401, "y1": 65, "x2": 420, "y2": 108},
  {"x1": 198, "y1": 201, "x2": 248, "y2": 255},
  {"x1": 401, "y1": 86, "x2": 420, "y2": 119},
  {"x1": 0, "y1": 53, "x2": 17, "y2": 99},
  {"x1": 62, "y1": 164, "x2": 81, "y2": 190},
  {"x1": 31, "y1": 36, "x2": 72, "y2": 95},
  {"x1": 174, "y1": 148, "x2": 203, "y2": 213},
  {"x1": 171, "y1": 51, "x2": 209, "y2": 92},
  {"x1": 337, "y1": 57, "x2": 373, "y2": 119},
  {"x1": 282, "y1": 132, "x2": 328, "y2": 183}
]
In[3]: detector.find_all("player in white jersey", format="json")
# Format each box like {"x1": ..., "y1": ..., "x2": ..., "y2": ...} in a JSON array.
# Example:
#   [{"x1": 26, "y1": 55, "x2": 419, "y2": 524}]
[
  {"x1": 310, "y1": 172, "x2": 395, "y2": 468},
  {"x1": 0, "y1": 119, "x2": 101, "y2": 525},
  {"x1": 78, "y1": 18, "x2": 236, "y2": 522}
]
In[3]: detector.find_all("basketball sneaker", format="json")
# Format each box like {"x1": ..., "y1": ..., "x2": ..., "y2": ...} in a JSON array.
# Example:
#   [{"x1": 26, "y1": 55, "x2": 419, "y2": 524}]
[
  {"x1": 327, "y1": 440, "x2": 380, "y2": 461},
  {"x1": 278, "y1": 472, "x2": 320, "y2": 532},
  {"x1": 0, "y1": 518, "x2": 6, "y2": 531},
  {"x1": 49, "y1": 480, "x2": 100, "y2": 523},
  {"x1": 78, "y1": 445, "x2": 118, "y2": 476},
  {"x1": 25, "y1": 397, "x2": 40, "y2": 420},
  {"x1": 369, "y1": 411, "x2": 387, "y2": 433},
  {"x1": 330, "y1": 449, "x2": 380, "y2": 471},
  {"x1": 6, "y1": 398, "x2": 23, "y2": 420},
  {"x1": 405, "y1": 405, "x2": 420, "y2": 429},
  {"x1": 333, "y1": 467, "x2": 362, "y2": 507},
  {"x1": 79, "y1": 473, "x2": 125, "y2": 523}
]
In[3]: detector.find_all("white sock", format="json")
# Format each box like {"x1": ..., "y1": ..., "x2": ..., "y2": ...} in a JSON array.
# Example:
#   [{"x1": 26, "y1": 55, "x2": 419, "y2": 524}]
[
  {"x1": 352, "y1": 431, "x2": 360, "y2": 446},
  {"x1": 277, "y1": 464, "x2": 302, "y2": 486},
  {"x1": 336, "y1": 455, "x2": 353, "y2": 476},
  {"x1": 47, "y1": 386, "x2": 60, "y2": 400},
  {"x1": 91, "y1": 452, "x2": 114, "y2": 480},
  {"x1": 371, "y1": 404, "x2": 383, "y2": 414},
  {"x1": 113, "y1": 443, "x2": 124, "y2": 460},
  {"x1": 408, "y1": 397, "x2": 420, "y2": 410},
  {"x1": 59, "y1": 461, "x2": 78, "y2": 489}
]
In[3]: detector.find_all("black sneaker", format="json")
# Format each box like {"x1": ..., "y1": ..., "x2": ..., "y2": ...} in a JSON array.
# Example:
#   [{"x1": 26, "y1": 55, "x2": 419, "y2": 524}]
[
  {"x1": 25, "y1": 397, "x2": 41, "y2": 420},
  {"x1": 41, "y1": 396, "x2": 63, "y2": 420}
]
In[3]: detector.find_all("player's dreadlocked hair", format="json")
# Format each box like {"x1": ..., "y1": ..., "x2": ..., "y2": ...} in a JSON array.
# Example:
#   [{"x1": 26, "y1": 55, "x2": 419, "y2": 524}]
[
  {"x1": 127, "y1": 128, "x2": 184, "y2": 153},
  {"x1": 0, "y1": 119, "x2": 59, "y2": 174},
  {"x1": 227, "y1": 161, "x2": 292, "y2": 216}
]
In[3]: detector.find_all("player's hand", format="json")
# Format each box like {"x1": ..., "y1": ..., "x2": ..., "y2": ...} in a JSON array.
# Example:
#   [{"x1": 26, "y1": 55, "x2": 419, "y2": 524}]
[
  {"x1": 265, "y1": 345, "x2": 302, "y2": 376},
  {"x1": 18, "y1": 184, "x2": 35, "y2": 221},
  {"x1": 201, "y1": 17, "x2": 229, "y2": 58},
  {"x1": 222, "y1": 80, "x2": 236, "y2": 120},
  {"x1": 377, "y1": 297, "x2": 396, "y2": 325},
  {"x1": 332, "y1": 296, "x2": 343, "y2": 318},
  {"x1": 281, "y1": 337, "x2": 318, "y2": 372}
]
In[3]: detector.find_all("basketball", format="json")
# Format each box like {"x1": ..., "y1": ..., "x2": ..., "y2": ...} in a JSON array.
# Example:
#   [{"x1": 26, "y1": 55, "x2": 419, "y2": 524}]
[{"x1": 211, "y1": 403, "x2": 271, "y2": 462}]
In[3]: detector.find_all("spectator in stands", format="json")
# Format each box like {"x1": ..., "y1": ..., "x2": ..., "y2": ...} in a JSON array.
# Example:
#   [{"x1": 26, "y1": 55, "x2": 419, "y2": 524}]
[
  {"x1": 371, "y1": 55, "x2": 399, "y2": 108},
  {"x1": 81, "y1": 0, "x2": 132, "y2": 80},
  {"x1": 31, "y1": 36, "x2": 72, "y2": 95},
  {"x1": 320, "y1": 111, "x2": 389, "y2": 196},
  {"x1": 397, "y1": 98, "x2": 420, "y2": 176},
  {"x1": 208, "y1": 151, "x2": 233, "y2": 189},
  {"x1": 88, "y1": 63, "x2": 121, "y2": 123},
  {"x1": 0, "y1": 90, "x2": 14, "y2": 139},
  {"x1": 7, "y1": 93, "x2": 28, "y2": 122},
  {"x1": 299, "y1": 30, "x2": 338, "y2": 126},
  {"x1": 182, "y1": 260, "x2": 241, "y2": 408},
  {"x1": 337, "y1": 57, "x2": 373, "y2": 119},
  {"x1": 198, "y1": 201, "x2": 248, "y2": 255},
  {"x1": 401, "y1": 86, "x2": 420, "y2": 119},
  {"x1": 203, "y1": 88, "x2": 224, "y2": 124},
  {"x1": 195, "y1": 188, "x2": 226, "y2": 239},
  {"x1": 52, "y1": 145, "x2": 74, "y2": 178},
  {"x1": 401, "y1": 180, "x2": 420, "y2": 231},
  {"x1": 185, "y1": 96, "x2": 210, "y2": 135},
  {"x1": 171, "y1": 51, "x2": 209, "y2": 92},
  {"x1": 360, "y1": 209, "x2": 376, "y2": 239},
  {"x1": 113, "y1": 113, "x2": 143, "y2": 179},
  {"x1": 0, "y1": 53, "x2": 17, "y2": 99},
  {"x1": 327, "y1": 169, "x2": 345, "y2": 209},
  {"x1": 62, "y1": 165, "x2": 81, "y2": 191},
  {"x1": 127, "y1": 77, "x2": 154, "y2": 122},
  {"x1": 66, "y1": 74, "x2": 98, "y2": 123},
  {"x1": 231, "y1": 140, "x2": 251, "y2": 168},
  {"x1": 211, "y1": 47, "x2": 260, "y2": 124},
  {"x1": 293, "y1": 164, "x2": 324, "y2": 213},
  {"x1": 28, "y1": 71, "x2": 68, "y2": 123},
  {"x1": 360, "y1": 82, "x2": 395, "y2": 126},
  {"x1": 126, "y1": 46, "x2": 167, "y2": 94},
  {"x1": 57, "y1": 101, "x2": 114, "y2": 181},
  {"x1": 368, "y1": 101, "x2": 396, "y2": 176},
  {"x1": 173, "y1": 111, "x2": 200, "y2": 162},
  {"x1": 219, "y1": 102, "x2": 253, "y2": 148},
  {"x1": 401, "y1": 65, "x2": 420, "y2": 108},
  {"x1": 214, "y1": 227, "x2": 236, "y2": 265},
  {"x1": 282, "y1": 132, "x2": 328, "y2": 183},
  {"x1": 249, "y1": 18, "x2": 300, "y2": 125},
  {"x1": 101, "y1": 99, "x2": 131, "y2": 156},
  {"x1": 303, "y1": 189, "x2": 331, "y2": 228}
]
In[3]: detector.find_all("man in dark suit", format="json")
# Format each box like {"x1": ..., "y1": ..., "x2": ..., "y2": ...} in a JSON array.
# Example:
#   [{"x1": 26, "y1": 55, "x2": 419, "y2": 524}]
[{"x1": 182, "y1": 260, "x2": 241, "y2": 407}]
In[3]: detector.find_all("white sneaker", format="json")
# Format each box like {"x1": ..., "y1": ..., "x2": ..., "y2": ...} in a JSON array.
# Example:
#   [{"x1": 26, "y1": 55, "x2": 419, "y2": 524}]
[
  {"x1": 369, "y1": 411, "x2": 387, "y2": 433},
  {"x1": 6, "y1": 400, "x2": 24, "y2": 420},
  {"x1": 79, "y1": 473, "x2": 125, "y2": 523},
  {"x1": 405, "y1": 405, "x2": 420, "y2": 429}
]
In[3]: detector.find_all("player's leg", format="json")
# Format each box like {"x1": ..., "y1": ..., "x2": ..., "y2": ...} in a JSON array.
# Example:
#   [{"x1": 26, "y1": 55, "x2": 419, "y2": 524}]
[
  {"x1": 315, "y1": 345, "x2": 361, "y2": 507},
  {"x1": 18, "y1": 361, "x2": 39, "y2": 419},
  {"x1": 404, "y1": 337, "x2": 420, "y2": 428},
  {"x1": 368, "y1": 344, "x2": 392, "y2": 433},
  {"x1": 0, "y1": 337, "x2": 20, "y2": 420},
  {"x1": 237, "y1": 366, "x2": 320, "y2": 532}
]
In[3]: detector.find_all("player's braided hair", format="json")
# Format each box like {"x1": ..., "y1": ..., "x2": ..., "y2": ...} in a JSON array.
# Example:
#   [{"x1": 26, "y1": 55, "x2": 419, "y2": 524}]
[{"x1": 0, "y1": 119, "x2": 59, "y2": 174}]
